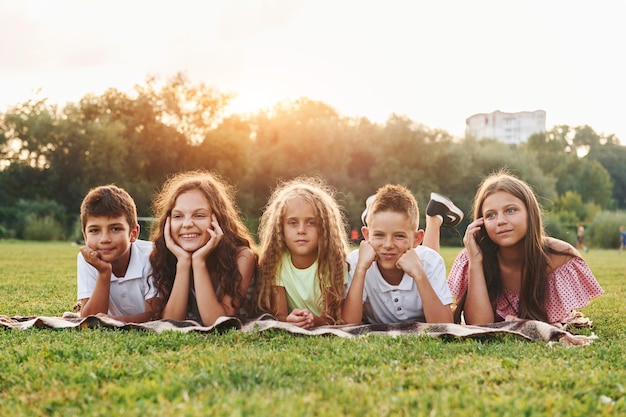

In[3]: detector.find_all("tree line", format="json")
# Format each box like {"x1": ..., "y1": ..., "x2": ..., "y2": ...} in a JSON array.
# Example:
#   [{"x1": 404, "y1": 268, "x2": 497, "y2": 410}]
[{"x1": 1, "y1": 73, "x2": 625, "y2": 248}]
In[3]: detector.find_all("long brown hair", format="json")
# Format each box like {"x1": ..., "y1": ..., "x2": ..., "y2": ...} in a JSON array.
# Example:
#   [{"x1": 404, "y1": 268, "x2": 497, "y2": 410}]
[
  {"x1": 256, "y1": 177, "x2": 349, "y2": 323},
  {"x1": 454, "y1": 170, "x2": 568, "y2": 323},
  {"x1": 149, "y1": 170, "x2": 257, "y2": 317}
]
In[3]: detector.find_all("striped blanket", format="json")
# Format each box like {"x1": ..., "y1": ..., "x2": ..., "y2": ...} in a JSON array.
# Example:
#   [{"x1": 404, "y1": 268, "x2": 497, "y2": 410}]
[{"x1": 0, "y1": 311, "x2": 596, "y2": 346}]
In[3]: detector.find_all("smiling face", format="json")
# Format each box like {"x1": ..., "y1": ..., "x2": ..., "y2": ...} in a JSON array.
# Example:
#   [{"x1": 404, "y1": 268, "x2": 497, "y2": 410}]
[
  {"x1": 282, "y1": 197, "x2": 319, "y2": 269},
  {"x1": 363, "y1": 210, "x2": 422, "y2": 278},
  {"x1": 83, "y1": 215, "x2": 138, "y2": 272},
  {"x1": 169, "y1": 189, "x2": 213, "y2": 252},
  {"x1": 481, "y1": 191, "x2": 528, "y2": 248}
]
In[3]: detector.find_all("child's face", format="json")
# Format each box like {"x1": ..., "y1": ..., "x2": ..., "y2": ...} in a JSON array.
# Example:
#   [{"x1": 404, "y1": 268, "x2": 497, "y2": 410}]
[
  {"x1": 282, "y1": 197, "x2": 319, "y2": 268},
  {"x1": 170, "y1": 190, "x2": 213, "y2": 252},
  {"x1": 364, "y1": 210, "x2": 422, "y2": 271},
  {"x1": 481, "y1": 191, "x2": 528, "y2": 247},
  {"x1": 83, "y1": 215, "x2": 138, "y2": 266}
]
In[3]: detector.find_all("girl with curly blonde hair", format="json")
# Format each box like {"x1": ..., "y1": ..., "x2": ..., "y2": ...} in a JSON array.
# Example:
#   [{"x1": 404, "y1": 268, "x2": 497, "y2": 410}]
[{"x1": 256, "y1": 177, "x2": 350, "y2": 328}]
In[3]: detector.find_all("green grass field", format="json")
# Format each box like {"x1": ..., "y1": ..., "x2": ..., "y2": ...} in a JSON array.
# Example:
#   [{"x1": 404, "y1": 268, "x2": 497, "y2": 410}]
[{"x1": 0, "y1": 241, "x2": 624, "y2": 416}]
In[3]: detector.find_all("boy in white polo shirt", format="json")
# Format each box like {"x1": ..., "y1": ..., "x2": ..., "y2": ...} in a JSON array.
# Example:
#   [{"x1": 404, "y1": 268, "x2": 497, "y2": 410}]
[
  {"x1": 77, "y1": 185, "x2": 157, "y2": 322},
  {"x1": 342, "y1": 184, "x2": 454, "y2": 324}
]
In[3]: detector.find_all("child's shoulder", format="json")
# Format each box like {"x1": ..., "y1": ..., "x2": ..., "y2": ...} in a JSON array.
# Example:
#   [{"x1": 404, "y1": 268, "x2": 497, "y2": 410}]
[
  {"x1": 236, "y1": 245, "x2": 256, "y2": 260},
  {"x1": 133, "y1": 239, "x2": 155, "y2": 251},
  {"x1": 132, "y1": 240, "x2": 155, "y2": 262},
  {"x1": 544, "y1": 237, "x2": 579, "y2": 271},
  {"x1": 415, "y1": 245, "x2": 445, "y2": 264},
  {"x1": 347, "y1": 247, "x2": 359, "y2": 260}
]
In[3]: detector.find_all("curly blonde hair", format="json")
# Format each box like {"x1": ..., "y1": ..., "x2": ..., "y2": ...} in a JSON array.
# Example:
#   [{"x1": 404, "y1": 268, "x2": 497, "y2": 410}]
[{"x1": 256, "y1": 177, "x2": 349, "y2": 323}]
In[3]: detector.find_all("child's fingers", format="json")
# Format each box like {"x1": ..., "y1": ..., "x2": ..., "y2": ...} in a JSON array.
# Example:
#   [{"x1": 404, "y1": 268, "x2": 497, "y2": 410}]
[
  {"x1": 164, "y1": 217, "x2": 173, "y2": 242},
  {"x1": 211, "y1": 214, "x2": 224, "y2": 237}
]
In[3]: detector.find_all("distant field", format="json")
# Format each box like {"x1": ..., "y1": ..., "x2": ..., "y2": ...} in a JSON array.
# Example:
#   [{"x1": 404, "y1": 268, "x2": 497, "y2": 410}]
[{"x1": 0, "y1": 241, "x2": 624, "y2": 417}]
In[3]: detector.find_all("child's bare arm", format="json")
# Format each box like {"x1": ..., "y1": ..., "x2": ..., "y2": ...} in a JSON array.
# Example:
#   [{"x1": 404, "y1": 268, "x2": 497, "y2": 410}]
[
  {"x1": 342, "y1": 241, "x2": 376, "y2": 324},
  {"x1": 272, "y1": 286, "x2": 289, "y2": 321},
  {"x1": 342, "y1": 266, "x2": 366, "y2": 324},
  {"x1": 462, "y1": 218, "x2": 495, "y2": 324},
  {"x1": 397, "y1": 249, "x2": 453, "y2": 323},
  {"x1": 79, "y1": 246, "x2": 112, "y2": 317},
  {"x1": 161, "y1": 259, "x2": 193, "y2": 321}
]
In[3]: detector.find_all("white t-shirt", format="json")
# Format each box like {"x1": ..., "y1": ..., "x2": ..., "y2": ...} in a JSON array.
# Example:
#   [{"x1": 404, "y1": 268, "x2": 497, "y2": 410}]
[
  {"x1": 77, "y1": 239, "x2": 157, "y2": 316},
  {"x1": 346, "y1": 245, "x2": 453, "y2": 324}
]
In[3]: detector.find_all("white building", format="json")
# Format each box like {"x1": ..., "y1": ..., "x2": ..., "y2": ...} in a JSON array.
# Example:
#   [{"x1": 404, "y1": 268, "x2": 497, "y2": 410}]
[{"x1": 465, "y1": 110, "x2": 546, "y2": 144}]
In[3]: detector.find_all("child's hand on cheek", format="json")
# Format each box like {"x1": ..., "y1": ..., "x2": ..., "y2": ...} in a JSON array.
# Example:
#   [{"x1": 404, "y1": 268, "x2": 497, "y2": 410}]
[
  {"x1": 356, "y1": 240, "x2": 377, "y2": 269},
  {"x1": 80, "y1": 246, "x2": 112, "y2": 273},
  {"x1": 164, "y1": 217, "x2": 190, "y2": 261},
  {"x1": 286, "y1": 308, "x2": 314, "y2": 329},
  {"x1": 192, "y1": 214, "x2": 223, "y2": 261},
  {"x1": 464, "y1": 218, "x2": 484, "y2": 262},
  {"x1": 396, "y1": 248, "x2": 423, "y2": 277}
]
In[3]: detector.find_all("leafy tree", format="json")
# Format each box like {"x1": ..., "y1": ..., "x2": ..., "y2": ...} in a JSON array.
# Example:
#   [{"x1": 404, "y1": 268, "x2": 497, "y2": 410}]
[
  {"x1": 587, "y1": 144, "x2": 626, "y2": 209},
  {"x1": 554, "y1": 190, "x2": 600, "y2": 225},
  {"x1": 248, "y1": 98, "x2": 352, "y2": 214},
  {"x1": 0, "y1": 98, "x2": 59, "y2": 168},
  {"x1": 553, "y1": 157, "x2": 613, "y2": 209},
  {"x1": 588, "y1": 210, "x2": 626, "y2": 248},
  {"x1": 189, "y1": 115, "x2": 253, "y2": 184}
]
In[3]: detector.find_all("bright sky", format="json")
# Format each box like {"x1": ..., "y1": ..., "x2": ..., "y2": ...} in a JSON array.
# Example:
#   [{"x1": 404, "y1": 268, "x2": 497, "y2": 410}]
[{"x1": 1, "y1": 0, "x2": 624, "y2": 140}]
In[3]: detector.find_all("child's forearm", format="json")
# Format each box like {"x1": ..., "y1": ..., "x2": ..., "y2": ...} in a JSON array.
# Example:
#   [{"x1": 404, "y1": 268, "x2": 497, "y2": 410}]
[
  {"x1": 464, "y1": 264, "x2": 495, "y2": 324},
  {"x1": 162, "y1": 261, "x2": 192, "y2": 321},
  {"x1": 80, "y1": 272, "x2": 112, "y2": 317},
  {"x1": 422, "y1": 299, "x2": 454, "y2": 323},
  {"x1": 412, "y1": 272, "x2": 453, "y2": 323},
  {"x1": 313, "y1": 314, "x2": 334, "y2": 326},
  {"x1": 193, "y1": 265, "x2": 226, "y2": 326},
  {"x1": 341, "y1": 269, "x2": 366, "y2": 324}
]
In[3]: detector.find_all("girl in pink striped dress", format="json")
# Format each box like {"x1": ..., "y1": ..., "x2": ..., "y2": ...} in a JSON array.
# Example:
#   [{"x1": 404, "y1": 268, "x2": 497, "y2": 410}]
[{"x1": 448, "y1": 170, "x2": 604, "y2": 325}]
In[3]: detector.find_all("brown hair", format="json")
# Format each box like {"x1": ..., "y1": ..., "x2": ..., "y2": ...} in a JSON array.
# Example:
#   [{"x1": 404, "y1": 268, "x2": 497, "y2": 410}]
[
  {"x1": 256, "y1": 177, "x2": 349, "y2": 323},
  {"x1": 149, "y1": 170, "x2": 257, "y2": 317},
  {"x1": 454, "y1": 169, "x2": 569, "y2": 323},
  {"x1": 80, "y1": 185, "x2": 138, "y2": 231}
]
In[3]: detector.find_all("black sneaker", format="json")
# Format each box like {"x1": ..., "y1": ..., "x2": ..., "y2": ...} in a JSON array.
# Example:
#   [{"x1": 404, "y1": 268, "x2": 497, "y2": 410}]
[
  {"x1": 426, "y1": 192, "x2": 464, "y2": 227},
  {"x1": 361, "y1": 194, "x2": 376, "y2": 226}
]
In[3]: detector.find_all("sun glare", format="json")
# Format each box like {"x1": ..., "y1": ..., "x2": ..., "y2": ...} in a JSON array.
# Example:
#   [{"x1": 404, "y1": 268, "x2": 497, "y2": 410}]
[{"x1": 226, "y1": 91, "x2": 284, "y2": 117}]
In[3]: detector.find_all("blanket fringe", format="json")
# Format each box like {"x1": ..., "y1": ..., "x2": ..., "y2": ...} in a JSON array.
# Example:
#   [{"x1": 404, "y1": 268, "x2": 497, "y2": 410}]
[{"x1": 0, "y1": 312, "x2": 598, "y2": 346}]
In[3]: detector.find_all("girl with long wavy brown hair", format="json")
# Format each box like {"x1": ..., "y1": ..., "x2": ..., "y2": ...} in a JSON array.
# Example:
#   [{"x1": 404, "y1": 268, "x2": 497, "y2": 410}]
[
  {"x1": 256, "y1": 177, "x2": 349, "y2": 328},
  {"x1": 448, "y1": 170, "x2": 603, "y2": 324},
  {"x1": 149, "y1": 170, "x2": 257, "y2": 326}
]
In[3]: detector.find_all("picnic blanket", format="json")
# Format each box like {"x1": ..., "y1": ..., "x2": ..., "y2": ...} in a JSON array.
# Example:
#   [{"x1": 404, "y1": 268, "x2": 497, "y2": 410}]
[{"x1": 0, "y1": 311, "x2": 596, "y2": 346}]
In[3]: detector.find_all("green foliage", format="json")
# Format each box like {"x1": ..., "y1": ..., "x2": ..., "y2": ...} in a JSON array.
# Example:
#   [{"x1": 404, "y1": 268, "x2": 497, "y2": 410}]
[
  {"x1": 23, "y1": 215, "x2": 65, "y2": 241},
  {"x1": 0, "y1": 242, "x2": 625, "y2": 416},
  {"x1": 553, "y1": 190, "x2": 602, "y2": 227},
  {"x1": 588, "y1": 211, "x2": 626, "y2": 249},
  {"x1": 0, "y1": 75, "x2": 624, "y2": 238},
  {"x1": 542, "y1": 213, "x2": 575, "y2": 245},
  {"x1": 11, "y1": 199, "x2": 69, "y2": 239},
  {"x1": 587, "y1": 144, "x2": 626, "y2": 209},
  {"x1": 0, "y1": 223, "x2": 11, "y2": 238}
]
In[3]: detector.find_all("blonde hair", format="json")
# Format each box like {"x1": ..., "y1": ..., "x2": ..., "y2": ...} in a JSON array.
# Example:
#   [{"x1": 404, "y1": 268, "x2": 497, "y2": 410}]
[
  {"x1": 256, "y1": 177, "x2": 349, "y2": 323},
  {"x1": 366, "y1": 184, "x2": 419, "y2": 230}
]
